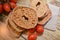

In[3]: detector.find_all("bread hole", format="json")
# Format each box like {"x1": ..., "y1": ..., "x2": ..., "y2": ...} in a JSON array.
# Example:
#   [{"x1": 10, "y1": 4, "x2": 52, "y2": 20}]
[
  {"x1": 36, "y1": 2, "x2": 41, "y2": 7},
  {"x1": 22, "y1": 15, "x2": 28, "y2": 20},
  {"x1": 38, "y1": 18, "x2": 43, "y2": 21}
]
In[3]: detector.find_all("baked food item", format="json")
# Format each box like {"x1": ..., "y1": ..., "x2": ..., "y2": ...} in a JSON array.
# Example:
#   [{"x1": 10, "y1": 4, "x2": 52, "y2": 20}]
[
  {"x1": 7, "y1": 19, "x2": 22, "y2": 38},
  {"x1": 6, "y1": 13, "x2": 25, "y2": 38},
  {"x1": 21, "y1": 9, "x2": 52, "y2": 37},
  {"x1": 38, "y1": 9, "x2": 52, "y2": 25},
  {"x1": 30, "y1": 0, "x2": 48, "y2": 18},
  {"x1": 9, "y1": 6, "x2": 38, "y2": 29},
  {"x1": 6, "y1": 6, "x2": 38, "y2": 38},
  {"x1": 8, "y1": 18, "x2": 25, "y2": 33}
]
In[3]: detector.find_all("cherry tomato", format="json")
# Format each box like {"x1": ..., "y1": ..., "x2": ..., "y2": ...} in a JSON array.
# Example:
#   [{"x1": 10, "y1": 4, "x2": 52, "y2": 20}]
[
  {"x1": 36, "y1": 24, "x2": 44, "y2": 35},
  {"x1": 10, "y1": 2, "x2": 16, "y2": 9},
  {"x1": 0, "y1": 4, "x2": 3, "y2": 13},
  {"x1": 3, "y1": 3, "x2": 11, "y2": 12},
  {"x1": 28, "y1": 33, "x2": 37, "y2": 40},
  {"x1": 10, "y1": 0, "x2": 17, "y2": 3},
  {"x1": 29, "y1": 28, "x2": 35, "y2": 33}
]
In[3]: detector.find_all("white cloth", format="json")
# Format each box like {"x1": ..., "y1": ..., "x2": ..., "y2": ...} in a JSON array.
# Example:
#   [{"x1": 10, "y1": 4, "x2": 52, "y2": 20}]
[{"x1": 44, "y1": 3, "x2": 60, "y2": 30}]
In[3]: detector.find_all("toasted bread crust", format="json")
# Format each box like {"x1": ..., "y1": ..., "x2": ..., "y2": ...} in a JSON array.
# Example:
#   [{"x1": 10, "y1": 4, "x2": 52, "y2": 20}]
[{"x1": 38, "y1": 9, "x2": 52, "y2": 25}]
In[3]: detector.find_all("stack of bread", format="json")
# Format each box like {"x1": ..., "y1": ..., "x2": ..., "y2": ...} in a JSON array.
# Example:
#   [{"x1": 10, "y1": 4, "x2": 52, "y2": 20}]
[
  {"x1": 6, "y1": 0, "x2": 52, "y2": 38},
  {"x1": 6, "y1": 6, "x2": 38, "y2": 38}
]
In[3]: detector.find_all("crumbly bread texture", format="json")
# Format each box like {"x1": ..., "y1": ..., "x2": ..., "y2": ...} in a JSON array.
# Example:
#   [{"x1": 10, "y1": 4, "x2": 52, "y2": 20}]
[
  {"x1": 9, "y1": 6, "x2": 38, "y2": 29},
  {"x1": 38, "y1": 9, "x2": 52, "y2": 25},
  {"x1": 30, "y1": 0, "x2": 48, "y2": 18}
]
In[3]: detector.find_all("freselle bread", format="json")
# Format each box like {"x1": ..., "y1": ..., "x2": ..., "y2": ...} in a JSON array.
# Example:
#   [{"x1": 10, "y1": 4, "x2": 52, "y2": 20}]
[
  {"x1": 7, "y1": 19, "x2": 21, "y2": 38},
  {"x1": 30, "y1": 0, "x2": 48, "y2": 18},
  {"x1": 8, "y1": 18, "x2": 25, "y2": 33},
  {"x1": 6, "y1": 6, "x2": 38, "y2": 38},
  {"x1": 9, "y1": 6, "x2": 38, "y2": 29},
  {"x1": 6, "y1": 13, "x2": 25, "y2": 38},
  {"x1": 38, "y1": 9, "x2": 52, "y2": 25},
  {"x1": 4, "y1": 0, "x2": 52, "y2": 39},
  {"x1": 22, "y1": 8, "x2": 52, "y2": 36}
]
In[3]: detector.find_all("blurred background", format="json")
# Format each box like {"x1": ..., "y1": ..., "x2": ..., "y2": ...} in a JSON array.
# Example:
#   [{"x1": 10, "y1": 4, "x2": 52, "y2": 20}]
[{"x1": 47, "y1": 0, "x2": 60, "y2": 7}]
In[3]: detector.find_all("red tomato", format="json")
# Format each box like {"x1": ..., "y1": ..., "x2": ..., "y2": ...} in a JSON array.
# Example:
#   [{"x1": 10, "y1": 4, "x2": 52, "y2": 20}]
[
  {"x1": 29, "y1": 28, "x2": 35, "y2": 33},
  {"x1": 0, "y1": 4, "x2": 3, "y2": 13},
  {"x1": 3, "y1": 3, "x2": 11, "y2": 12},
  {"x1": 10, "y1": 0, "x2": 17, "y2": 3},
  {"x1": 28, "y1": 33, "x2": 37, "y2": 40},
  {"x1": 10, "y1": 2, "x2": 16, "y2": 8},
  {"x1": 36, "y1": 24, "x2": 44, "y2": 35}
]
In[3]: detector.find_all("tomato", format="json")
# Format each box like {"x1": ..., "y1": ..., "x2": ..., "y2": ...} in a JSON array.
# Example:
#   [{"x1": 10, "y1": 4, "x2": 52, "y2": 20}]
[
  {"x1": 28, "y1": 33, "x2": 37, "y2": 40},
  {"x1": 3, "y1": 3, "x2": 11, "y2": 12},
  {"x1": 36, "y1": 24, "x2": 44, "y2": 35},
  {"x1": 29, "y1": 28, "x2": 35, "y2": 33},
  {"x1": 0, "y1": 4, "x2": 3, "y2": 13},
  {"x1": 10, "y1": 2, "x2": 16, "y2": 9},
  {"x1": 10, "y1": 0, "x2": 17, "y2": 3}
]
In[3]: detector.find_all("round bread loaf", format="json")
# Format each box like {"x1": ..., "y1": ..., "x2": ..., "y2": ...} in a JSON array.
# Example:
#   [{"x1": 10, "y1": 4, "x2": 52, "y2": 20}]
[
  {"x1": 30, "y1": 0, "x2": 48, "y2": 18},
  {"x1": 9, "y1": 6, "x2": 38, "y2": 29}
]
